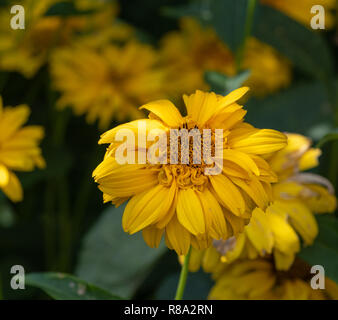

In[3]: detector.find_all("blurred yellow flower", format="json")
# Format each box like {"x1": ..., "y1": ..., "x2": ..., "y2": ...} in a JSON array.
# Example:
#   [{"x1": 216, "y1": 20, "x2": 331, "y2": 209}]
[
  {"x1": 0, "y1": 0, "x2": 119, "y2": 77},
  {"x1": 261, "y1": 0, "x2": 336, "y2": 28},
  {"x1": 0, "y1": 97, "x2": 45, "y2": 202},
  {"x1": 208, "y1": 258, "x2": 338, "y2": 300},
  {"x1": 160, "y1": 18, "x2": 291, "y2": 99},
  {"x1": 51, "y1": 40, "x2": 166, "y2": 129},
  {"x1": 182, "y1": 133, "x2": 336, "y2": 272},
  {"x1": 93, "y1": 88, "x2": 287, "y2": 255}
]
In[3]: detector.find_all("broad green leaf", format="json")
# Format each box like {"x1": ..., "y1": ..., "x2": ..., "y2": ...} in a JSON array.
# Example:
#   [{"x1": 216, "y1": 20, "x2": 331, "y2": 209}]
[
  {"x1": 298, "y1": 215, "x2": 338, "y2": 283},
  {"x1": 26, "y1": 272, "x2": 123, "y2": 300},
  {"x1": 316, "y1": 129, "x2": 338, "y2": 148},
  {"x1": 205, "y1": 70, "x2": 250, "y2": 95},
  {"x1": 209, "y1": 0, "x2": 249, "y2": 52},
  {"x1": 75, "y1": 204, "x2": 166, "y2": 298},
  {"x1": 253, "y1": 5, "x2": 334, "y2": 82},
  {"x1": 245, "y1": 81, "x2": 333, "y2": 134}
]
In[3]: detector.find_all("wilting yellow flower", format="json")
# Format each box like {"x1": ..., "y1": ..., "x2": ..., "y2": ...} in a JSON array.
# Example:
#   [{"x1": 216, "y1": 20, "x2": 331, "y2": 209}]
[
  {"x1": 93, "y1": 88, "x2": 287, "y2": 255},
  {"x1": 261, "y1": 0, "x2": 336, "y2": 28},
  {"x1": 209, "y1": 258, "x2": 338, "y2": 300},
  {"x1": 0, "y1": 97, "x2": 45, "y2": 202},
  {"x1": 182, "y1": 133, "x2": 336, "y2": 272},
  {"x1": 160, "y1": 18, "x2": 291, "y2": 99},
  {"x1": 51, "y1": 40, "x2": 166, "y2": 129},
  {"x1": 0, "y1": 0, "x2": 119, "y2": 77}
]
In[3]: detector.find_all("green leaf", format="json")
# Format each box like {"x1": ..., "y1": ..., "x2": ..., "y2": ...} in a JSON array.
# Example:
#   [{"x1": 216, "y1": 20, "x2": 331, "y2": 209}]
[
  {"x1": 209, "y1": 0, "x2": 249, "y2": 52},
  {"x1": 26, "y1": 272, "x2": 123, "y2": 300},
  {"x1": 44, "y1": 1, "x2": 96, "y2": 17},
  {"x1": 245, "y1": 81, "x2": 333, "y2": 134},
  {"x1": 253, "y1": 5, "x2": 334, "y2": 82},
  {"x1": 204, "y1": 70, "x2": 250, "y2": 95},
  {"x1": 316, "y1": 129, "x2": 338, "y2": 148},
  {"x1": 298, "y1": 215, "x2": 338, "y2": 283},
  {"x1": 75, "y1": 204, "x2": 167, "y2": 298}
]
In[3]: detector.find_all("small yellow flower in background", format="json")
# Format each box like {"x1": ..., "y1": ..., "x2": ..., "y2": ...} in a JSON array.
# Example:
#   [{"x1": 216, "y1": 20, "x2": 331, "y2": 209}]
[
  {"x1": 93, "y1": 88, "x2": 287, "y2": 255},
  {"x1": 181, "y1": 133, "x2": 336, "y2": 273},
  {"x1": 261, "y1": 0, "x2": 336, "y2": 28},
  {"x1": 51, "y1": 40, "x2": 166, "y2": 129},
  {"x1": 242, "y1": 38, "x2": 291, "y2": 97},
  {"x1": 0, "y1": 97, "x2": 45, "y2": 202},
  {"x1": 0, "y1": 0, "x2": 118, "y2": 78},
  {"x1": 208, "y1": 258, "x2": 338, "y2": 300},
  {"x1": 160, "y1": 18, "x2": 291, "y2": 99}
]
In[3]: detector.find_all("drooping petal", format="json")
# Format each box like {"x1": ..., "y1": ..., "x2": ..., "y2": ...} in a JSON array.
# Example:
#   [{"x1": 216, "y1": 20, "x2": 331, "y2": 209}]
[
  {"x1": 142, "y1": 226, "x2": 164, "y2": 248},
  {"x1": 165, "y1": 215, "x2": 191, "y2": 255},
  {"x1": 177, "y1": 188, "x2": 205, "y2": 235},
  {"x1": 122, "y1": 184, "x2": 175, "y2": 234},
  {"x1": 198, "y1": 188, "x2": 227, "y2": 239},
  {"x1": 209, "y1": 174, "x2": 245, "y2": 216},
  {"x1": 245, "y1": 208, "x2": 274, "y2": 256}
]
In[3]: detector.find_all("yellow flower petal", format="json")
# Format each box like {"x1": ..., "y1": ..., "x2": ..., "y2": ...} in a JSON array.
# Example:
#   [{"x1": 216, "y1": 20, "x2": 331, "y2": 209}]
[
  {"x1": 1, "y1": 171, "x2": 23, "y2": 202},
  {"x1": 165, "y1": 214, "x2": 190, "y2": 255},
  {"x1": 198, "y1": 188, "x2": 227, "y2": 239},
  {"x1": 177, "y1": 188, "x2": 205, "y2": 235},
  {"x1": 122, "y1": 184, "x2": 175, "y2": 234},
  {"x1": 209, "y1": 174, "x2": 245, "y2": 216},
  {"x1": 140, "y1": 100, "x2": 183, "y2": 127},
  {"x1": 0, "y1": 164, "x2": 9, "y2": 187},
  {"x1": 229, "y1": 128, "x2": 287, "y2": 154},
  {"x1": 245, "y1": 208, "x2": 274, "y2": 256},
  {"x1": 142, "y1": 226, "x2": 164, "y2": 248}
]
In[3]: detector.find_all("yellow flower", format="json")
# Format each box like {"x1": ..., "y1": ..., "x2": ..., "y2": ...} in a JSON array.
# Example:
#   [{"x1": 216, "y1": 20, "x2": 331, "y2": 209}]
[
  {"x1": 208, "y1": 258, "x2": 338, "y2": 300},
  {"x1": 0, "y1": 97, "x2": 45, "y2": 202},
  {"x1": 0, "y1": 0, "x2": 119, "y2": 77},
  {"x1": 160, "y1": 18, "x2": 291, "y2": 99},
  {"x1": 182, "y1": 133, "x2": 336, "y2": 272},
  {"x1": 51, "y1": 40, "x2": 166, "y2": 129},
  {"x1": 242, "y1": 38, "x2": 291, "y2": 97},
  {"x1": 261, "y1": 0, "x2": 336, "y2": 28},
  {"x1": 93, "y1": 88, "x2": 287, "y2": 255}
]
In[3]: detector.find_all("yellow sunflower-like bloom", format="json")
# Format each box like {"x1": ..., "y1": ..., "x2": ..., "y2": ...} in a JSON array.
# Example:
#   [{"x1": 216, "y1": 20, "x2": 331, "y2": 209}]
[
  {"x1": 261, "y1": 0, "x2": 336, "y2": 28},
  {"x1": 51, "y1": 40, "x2": 166, "y2": 129},
  {"x1": 181, "y1": 133, "x2": 336, "y2": 272},
  {"x1": 160, "y1": 18, "x2": 291, "y2": 99},
  {"x1": 0, "y1": 0, "x2": 120, "y2": 77},
  {"x1": 0, "y1": 97, "x2": 45, "y2": 202},
  {"x1": 93, "y1": 88, "x2": 287, "y2": 255},
  {"x1": 208, "y1": 258, "x2": 338, "y2": 300}
]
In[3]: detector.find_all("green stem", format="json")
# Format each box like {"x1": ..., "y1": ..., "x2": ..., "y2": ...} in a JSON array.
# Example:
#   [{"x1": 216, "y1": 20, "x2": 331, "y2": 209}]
[
  {"x1": 235, "y1": 0, "x2": 257, "y2": 71},
  {"x1": 174, "y1": 246, "x2": 191, "y2": 300}
]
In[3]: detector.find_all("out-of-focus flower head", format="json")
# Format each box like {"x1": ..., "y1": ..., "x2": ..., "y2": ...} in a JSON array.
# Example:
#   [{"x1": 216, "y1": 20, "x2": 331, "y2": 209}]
[
  {"x1": 93, "y1": 88, "x2": 287, "y2": 255},
  {"x1": 0, "y1": 97, "x2": 45, "y2": 202},
  {"x1": 181, "y1": 133, "x2": 336, "y2": 272},
  {"x1": 261, "y1": 0, "x2": 336, "y2": 28},
  {"x1": 0, "y1": 0, "x2": 120, "y2": 77},
  {"x1": 208, "y1": 257, "x2": 338, "y2": 300},
  {"x1": 51, "y1": 39, "x2": 167, "y2": 129},
  {"x1": 160, "y1": 18, "x2": 291, "y2": 100}
]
